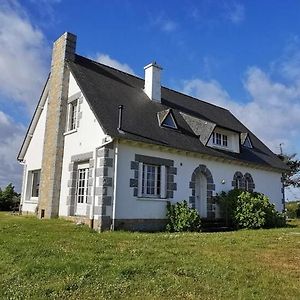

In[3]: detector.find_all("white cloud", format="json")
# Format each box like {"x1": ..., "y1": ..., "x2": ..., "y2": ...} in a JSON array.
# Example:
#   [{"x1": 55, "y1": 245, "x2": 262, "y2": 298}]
[
  {"x1": 0, "y1": 1, "x2": 49, "y2": 111},
  {"x1": 95, "y1": 53, "x2": 135, "y2": 75},
  {"x1": 161, "y1": 20, "x2": 177, "y2": 32},
  {"x1": 0, "y1": 110, "x2": 25, "y2": 191},
  {"x1": 0, "y1": 1, "x2": 49, "y2": 191},
  {"x1": 149, "y1": 13, "x2": 178, "y2": 33},
  {"x1": 224, "y1": 2, "x2": 245, "y2": 24},
  {"x1": 181, "y1": 65, "x2": 300, "y2": 156}
]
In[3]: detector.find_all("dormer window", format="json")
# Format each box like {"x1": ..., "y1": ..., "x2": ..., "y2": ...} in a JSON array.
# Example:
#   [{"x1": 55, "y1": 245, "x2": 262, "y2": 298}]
[
  {"x1": 212, "y1": 132, "x2": 228, "y2": 147},
  {"x1": 244, "y1": 136, "x2": 253, "y2": 148},
  {"x1": 158, "y1": 109, "x2": 178, "y2": 130},
  {"x1": 162, "y1": 113, "x2": 177, "y2": 129}
]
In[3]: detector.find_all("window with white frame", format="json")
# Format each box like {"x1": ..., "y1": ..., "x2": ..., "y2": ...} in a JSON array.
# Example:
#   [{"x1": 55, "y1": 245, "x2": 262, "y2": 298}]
[
  {"x1": 76, "y1": 164, "x2": 89, "y2": 204},
  {"x1": 138, "y1": 163, "x2": 167, "y2": 198},
  {"x1": 142, "y1": 164, "x2": 161, "y2": 196},
  {"x1": 212, "y1": 132, "x2": 228, "y2": 147},
  {"x1": 68, "y1": 100, "x2": 78, "y2": 131},
  {"x1": 31, "y1": 170, "x2": 40, "y2": 198}
]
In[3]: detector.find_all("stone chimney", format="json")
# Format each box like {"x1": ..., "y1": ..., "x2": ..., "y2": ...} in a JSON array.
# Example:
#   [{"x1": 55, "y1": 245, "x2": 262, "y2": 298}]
[
  {"x1": 144, "y1": 62, "x2": 162, "y2": 102},
  {"x1": 38, "y1": 32, "x2": 77, "y2": 218}
]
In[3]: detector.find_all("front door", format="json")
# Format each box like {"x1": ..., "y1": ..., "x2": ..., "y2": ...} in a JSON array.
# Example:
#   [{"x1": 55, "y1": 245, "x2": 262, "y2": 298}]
[
  {"x1": 75, "y1": 163, "x2": 89, "y2": 216},
  {"x1": 195, "y1": 172, "x2": 207, "y2": 218}
]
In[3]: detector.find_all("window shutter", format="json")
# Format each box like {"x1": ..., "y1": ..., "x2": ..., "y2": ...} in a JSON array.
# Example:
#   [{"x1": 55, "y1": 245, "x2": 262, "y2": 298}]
[
  {"x1": 138, "y1": 162, "x2": 143, "y2": 197},
  {"x1": 160, "y1": 165, "x2": 167, "y2": 198}
]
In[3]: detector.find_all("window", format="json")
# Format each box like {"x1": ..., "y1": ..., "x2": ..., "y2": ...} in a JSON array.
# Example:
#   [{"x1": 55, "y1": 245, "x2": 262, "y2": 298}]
[
  {"x1": 212, "y1": 132, "x2": 228, "y2": 147},
  {"x1": 161, "y1": 113, "x2": 177, "y2": 129},
  {"x1": 31, "y1": 170, "x2": 40, "y2": 197},
  {"x1": 142, "y1": 164, "x2": 161, "y2": 196},
  {"x1": 232, "y1": 171, "x2": 243, "y2": 190},
  {"x1": 138, "y1": 163, "x2": 167, "y2": 198},
  {"x1": 244, "y1": 136, "x2": 253, "y2": 148},
  {"x1": 68, "y1": 100, "x2": 78, "y2": 131},
  {"x1": 244, "y1": 173, "x2": 255, "y2": 192},
  {"x1": 76, "y1": 164, "x2": 89, "y2": 204}
]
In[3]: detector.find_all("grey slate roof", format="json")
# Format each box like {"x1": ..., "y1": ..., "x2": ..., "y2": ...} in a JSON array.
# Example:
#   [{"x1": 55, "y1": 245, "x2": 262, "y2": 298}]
[{"x1": 68, "y1": 54, "x2": 287, "y2": 171}]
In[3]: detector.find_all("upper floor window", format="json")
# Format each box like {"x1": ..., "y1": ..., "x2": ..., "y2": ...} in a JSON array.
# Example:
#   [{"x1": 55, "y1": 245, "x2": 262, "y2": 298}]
[
  {"x1": 212, "y1": 132, "x2": 228, "y2": 147},
  {"x1": 244, "y1": 136, "x2": 253, "y2": 148},
  {"x1": 68, "y1": 100, "x2": 78, "y2": 131}
]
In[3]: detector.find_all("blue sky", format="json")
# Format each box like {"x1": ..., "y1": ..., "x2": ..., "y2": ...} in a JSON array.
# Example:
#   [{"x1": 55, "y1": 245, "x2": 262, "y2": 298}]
[{"x1": 0, "y1": 0, "x2": 299, "y2": 200}]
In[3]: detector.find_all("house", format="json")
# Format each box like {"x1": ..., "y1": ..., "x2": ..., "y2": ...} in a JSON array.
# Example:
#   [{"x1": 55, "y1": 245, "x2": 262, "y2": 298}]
[{"x1": 17, "y1": 32, "x2": 287, "y2": 231}]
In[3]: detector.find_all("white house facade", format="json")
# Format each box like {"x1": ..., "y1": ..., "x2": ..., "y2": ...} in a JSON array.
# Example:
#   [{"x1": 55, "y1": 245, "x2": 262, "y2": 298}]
[{"x1": 18, "y1": 32, "x2": 287, "y2": 231}]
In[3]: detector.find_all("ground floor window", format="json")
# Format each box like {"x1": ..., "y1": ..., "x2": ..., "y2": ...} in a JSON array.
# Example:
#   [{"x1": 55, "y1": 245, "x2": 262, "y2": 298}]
[
  {"x1": 76, "y1": 163, "x2": 89, "y2": 204},
  {"x1": 138, "y1": 163, "x2": 166, "y2": 198},
  {"x1": 142, "y1": 164, "x2": 161, "y2": 197},
  {"x1": 31, "y1": 170, "x2": 41, "y2": 197}
]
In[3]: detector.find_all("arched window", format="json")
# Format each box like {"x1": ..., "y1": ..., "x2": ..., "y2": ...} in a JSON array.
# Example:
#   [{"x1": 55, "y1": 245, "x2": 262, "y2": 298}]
[
  {"x1": 244, "y1": 173, "x2": 255, "y2": 192},
  {"x1": 232, "y1": 171, "x2": 244, "y2": 189}
]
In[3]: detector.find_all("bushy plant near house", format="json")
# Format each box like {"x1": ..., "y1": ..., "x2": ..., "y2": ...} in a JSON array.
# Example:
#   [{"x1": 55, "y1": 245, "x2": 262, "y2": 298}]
[
  {"x1": 166, "y1": 200, "x2": 201, "y2": 232},
  {"x1": 286, "y1": 201, "x2": 300, "y2": 219},
  {"x1": 217, "y1": 189, "x2": 286, "y2": 229}
]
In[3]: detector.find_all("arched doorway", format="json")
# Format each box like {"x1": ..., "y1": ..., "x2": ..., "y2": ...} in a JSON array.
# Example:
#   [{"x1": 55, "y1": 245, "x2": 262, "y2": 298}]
[{"x1": 189, "y1": 165, "x2": 215, "y2": 219}]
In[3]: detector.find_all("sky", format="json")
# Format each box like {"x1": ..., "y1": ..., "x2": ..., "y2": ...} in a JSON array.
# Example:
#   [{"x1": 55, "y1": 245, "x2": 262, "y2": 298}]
[{"x1": 0, "y1": 0, "x2": 299, "y2": 200}]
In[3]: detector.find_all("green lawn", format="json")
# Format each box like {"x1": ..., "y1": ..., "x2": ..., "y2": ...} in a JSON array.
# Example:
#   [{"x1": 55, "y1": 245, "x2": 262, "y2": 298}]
[{"x1": 0, "y1": 213, "x2": 299, "y2": 300}]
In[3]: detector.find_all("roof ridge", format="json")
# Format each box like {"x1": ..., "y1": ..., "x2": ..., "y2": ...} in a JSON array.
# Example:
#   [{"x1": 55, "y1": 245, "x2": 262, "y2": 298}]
[
  {"x1": 75, "y1": 54, "x2": 230, "y2": 113},
  {"x1": 162, "y1": 85, "x2": 230, "y2": 112},
  {"x1": 75, "y1": 54, "x2": 142, "y2": 81}
]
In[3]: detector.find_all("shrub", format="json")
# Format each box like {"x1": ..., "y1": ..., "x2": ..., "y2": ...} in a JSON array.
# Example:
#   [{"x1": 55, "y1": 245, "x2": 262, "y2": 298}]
[
  {"x1": 0, "y1": 184, "x2": 20, "y2": 211},
  {"x1": 216, "y1": 190, "x2": 286, "y2": 229},
  {"x1": 216, "y1": 189, "x2": 244, "y2": 227},
  {"x1": 166, "y1": 200, "x2": 201, "y2": 232},
  {"x1": 286, "y1": 201, "x2": 300, "y2": 219}
]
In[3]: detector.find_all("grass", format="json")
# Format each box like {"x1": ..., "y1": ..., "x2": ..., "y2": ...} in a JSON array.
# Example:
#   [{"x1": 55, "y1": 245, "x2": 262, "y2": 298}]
[{"x1": 0, "y1": 213, "x2": 299, "y2": 300}]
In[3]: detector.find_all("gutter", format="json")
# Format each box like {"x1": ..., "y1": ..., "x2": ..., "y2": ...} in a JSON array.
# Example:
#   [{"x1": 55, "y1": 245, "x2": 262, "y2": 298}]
[{"x1": 111, "y1": 139, "x2": 119, "y2": 231}]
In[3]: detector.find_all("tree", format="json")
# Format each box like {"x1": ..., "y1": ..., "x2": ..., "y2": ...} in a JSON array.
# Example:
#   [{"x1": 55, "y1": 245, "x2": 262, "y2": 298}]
[
  {"x1": 0, "y1": 183, "x2": 20, "y2": 211},
  {"x1": 278, "y1": 153, "x2": 300, "y2": 188}
]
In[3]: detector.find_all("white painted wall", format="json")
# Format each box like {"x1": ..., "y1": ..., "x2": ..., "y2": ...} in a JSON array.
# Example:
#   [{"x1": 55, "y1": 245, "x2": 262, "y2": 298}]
[
  {"x1": 115, "y1": 141, "x2": 283, "y2": 220},
  {"x1": 21, "y1": 98, "x2": 48, "y2": 213},
  {"x1": 58, "y1": 72, "x2": 107, "y2": 216},
  {"x1": 207, "y1": 127, "x2": 240, "y2": 153}
]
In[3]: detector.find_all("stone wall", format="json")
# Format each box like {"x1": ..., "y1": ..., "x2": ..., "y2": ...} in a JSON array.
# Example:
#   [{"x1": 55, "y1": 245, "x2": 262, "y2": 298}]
[{"x1": 38, "y1": 32, "x2": 77, "y2": 218}]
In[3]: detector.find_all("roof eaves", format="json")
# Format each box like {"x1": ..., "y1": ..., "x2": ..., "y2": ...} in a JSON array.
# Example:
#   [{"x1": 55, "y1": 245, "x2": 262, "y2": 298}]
[{"x1": 17, "y1": 75, "x2": 50, "y2": 161}]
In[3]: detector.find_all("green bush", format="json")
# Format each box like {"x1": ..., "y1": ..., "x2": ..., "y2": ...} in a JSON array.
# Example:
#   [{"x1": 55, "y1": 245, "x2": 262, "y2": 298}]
[
  {"x1": 216, "y1": 189, "x2": 244, "y2": 227},
  {"x1": 166, "y1": 200, "x2": 201, "y2": 232},
  {"x1": 0, "y1": 184, "x2": 20, "y2": 211},
  {"x1": 216, "y1": 190, "x2": 286, "y2": 229},
  {"x1": 286, "y1": 201, "x2": 300, "y2": 219}
]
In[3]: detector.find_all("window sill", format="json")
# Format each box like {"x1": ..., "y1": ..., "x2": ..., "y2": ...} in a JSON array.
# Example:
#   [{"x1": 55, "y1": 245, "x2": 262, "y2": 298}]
[
  {"x1": 64, "y1": 129, "x2": 77, "y2": 136},
  {"x1": 137, "y1": 197, "x2": 169, "y2": 202},
  {"x1": 25, "y1": 197, "x2": 38, "y2": 204}
]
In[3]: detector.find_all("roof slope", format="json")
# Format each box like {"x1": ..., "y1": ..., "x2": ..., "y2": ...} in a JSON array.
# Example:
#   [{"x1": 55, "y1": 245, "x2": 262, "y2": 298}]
[{"x1": 68, "y1": 55, "x2": 287, "y2": 171}]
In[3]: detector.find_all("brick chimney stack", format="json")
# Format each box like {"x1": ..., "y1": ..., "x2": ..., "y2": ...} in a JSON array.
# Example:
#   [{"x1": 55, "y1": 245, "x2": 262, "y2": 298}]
[{"x1": 38, "y1": 32, "x2": 77, "y2": 218}]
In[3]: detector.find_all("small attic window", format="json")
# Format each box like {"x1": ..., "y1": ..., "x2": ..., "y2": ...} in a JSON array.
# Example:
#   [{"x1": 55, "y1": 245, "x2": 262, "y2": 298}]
[
  {"x1": 244, "y1": 136, "x2": 253, "y2": 148},
  {"x1": 162, "y1": 113, "x2": 177, "y2": 129},
  {"x1": 158, "y1": 109, "x2": 178, "y2": 130}
]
